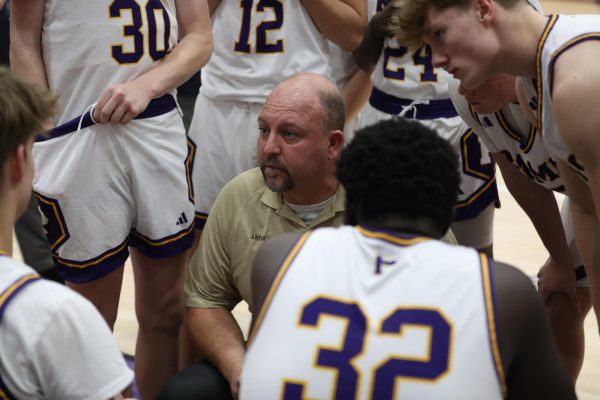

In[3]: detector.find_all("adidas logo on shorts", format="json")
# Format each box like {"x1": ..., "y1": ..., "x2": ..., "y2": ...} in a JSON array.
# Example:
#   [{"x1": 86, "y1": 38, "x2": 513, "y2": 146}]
[{"x1": 176, "y1": 212, "x2": 189, "y2": 226}]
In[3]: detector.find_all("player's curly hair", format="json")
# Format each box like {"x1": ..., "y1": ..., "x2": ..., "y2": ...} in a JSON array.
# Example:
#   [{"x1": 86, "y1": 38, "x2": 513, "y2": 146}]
[{"x1": 336, "y1": 118, "x2": 460, "y2": 235}]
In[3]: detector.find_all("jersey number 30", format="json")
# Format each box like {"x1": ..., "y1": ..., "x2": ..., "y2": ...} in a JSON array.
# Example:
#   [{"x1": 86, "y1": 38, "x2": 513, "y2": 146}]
[
  {"x1": 110, "y1": 0, "x2": 171, "y2": 65},
  {"x1": 283, "y1": 297, "x2": 452, "y2": 399}
]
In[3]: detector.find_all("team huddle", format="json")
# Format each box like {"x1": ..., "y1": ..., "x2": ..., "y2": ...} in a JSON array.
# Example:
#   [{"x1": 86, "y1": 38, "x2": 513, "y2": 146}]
[{"x1": 0, "y1": 0, "x2": 598, "y2": 398}]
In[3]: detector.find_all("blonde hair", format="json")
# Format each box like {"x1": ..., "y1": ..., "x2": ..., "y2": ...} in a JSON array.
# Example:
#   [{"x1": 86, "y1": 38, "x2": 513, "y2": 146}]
[
  {"x1": 390, "y1": 0, "x2": 522, "y2": 49},
  {"x1": 0, "y1": 67, "x2": 56, "y2": 180}
]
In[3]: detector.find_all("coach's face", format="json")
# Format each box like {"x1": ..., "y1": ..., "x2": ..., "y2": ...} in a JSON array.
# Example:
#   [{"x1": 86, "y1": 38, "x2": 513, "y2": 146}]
[{"x1": 257, "y1": 84, "x2": 331, "y2": 196}]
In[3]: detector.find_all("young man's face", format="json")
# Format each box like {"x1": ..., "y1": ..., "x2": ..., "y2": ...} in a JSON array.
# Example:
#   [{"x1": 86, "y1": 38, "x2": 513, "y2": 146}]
[{"x1": 425, "y1": 3, "x2": 498, "y2": 90}]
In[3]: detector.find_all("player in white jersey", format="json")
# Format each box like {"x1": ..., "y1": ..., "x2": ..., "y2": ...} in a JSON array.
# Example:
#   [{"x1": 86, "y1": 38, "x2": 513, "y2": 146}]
[
  {"x1": 353, "y1": 0, "x2": 498, "y2": 256},
  {"x1": 449, "y1": 74, "x2": 591, "y2": 382},
  {"x1": 188, "y1": 0, "x2": 366, "y2": 234},
  {"x1": 390, "y1": 0, "x2": 600, "y2": 333},
  {"x1": 241, "y1": 118, "x2": 575, "y2": 399},
  {"x1": 10, "y1": 1, "x2": 213, "y2": 398},
  {"x1": 0, "y1": 68, "x2": 133, "y2": 400}
]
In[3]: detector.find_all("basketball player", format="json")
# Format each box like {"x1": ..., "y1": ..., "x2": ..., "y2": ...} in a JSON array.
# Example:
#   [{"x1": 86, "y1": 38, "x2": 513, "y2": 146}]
[
  {"x1": 449, "y1": 74, "x2": 591, "y2": 382},
  {"x1": 0, "y1": 68, "x2": 134, "y2": 400},
  {"x1": 241, "y1": 118, "x2": 575, "y2": 399},
  {"x1": 10, "y1": 1, "x2": 213, "y2": 398},
  {"x1": 188, "y1": 0, "x2": 367, "y2": 236},
  {"x1": 390, "y1": 0, "x2": 600, "y2": 331},
  {"x1": 353, "y1": 0, "x2": 498, "y2": 256}
]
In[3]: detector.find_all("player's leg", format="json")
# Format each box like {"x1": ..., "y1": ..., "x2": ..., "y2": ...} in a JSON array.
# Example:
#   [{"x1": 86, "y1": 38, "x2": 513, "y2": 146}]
[
  {"x1": 126, "y1": 110, "x2": 196, "y2": 397},
  {"x1": 546, "y1": 285, "x2": 591, "y2": 383},
  {"x1": 544, "y1": 197, "x2": 593, "y2": 382},
  {"x1": 66, "y1": 266, "x2": 125, "y2": 329},
  {"x1": 130, "y1": 249, "x2": 188, "y2": 399},
  {"x1": 451, "y1": 203, "x2": 495, "y2": 257}
]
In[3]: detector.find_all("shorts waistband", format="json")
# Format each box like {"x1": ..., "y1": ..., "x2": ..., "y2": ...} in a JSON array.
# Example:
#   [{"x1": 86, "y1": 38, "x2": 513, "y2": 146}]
[
  {"x1": 369, "y1": 86, "x2": 458, "y2": 120},
  {"x1": 36, "y1": 94, "x2": 177, "y2": 142}
]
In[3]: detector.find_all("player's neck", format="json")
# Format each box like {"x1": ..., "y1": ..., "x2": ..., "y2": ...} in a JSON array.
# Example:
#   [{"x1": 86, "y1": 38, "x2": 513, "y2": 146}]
[
  {"x1": 0, "y1": 198, "x2": 16, "y2": 256},
  {"x1": 496, "y1": 7, "x2": 548, "y2": 78},
  {"x1": 359, "y1": 216, "x2": 443, "y2": 238}
]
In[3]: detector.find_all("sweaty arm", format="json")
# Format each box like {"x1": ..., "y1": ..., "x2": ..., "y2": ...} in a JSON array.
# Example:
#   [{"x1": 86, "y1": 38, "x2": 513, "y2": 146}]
[
  {"x1": 552, "y1": 42, "x2": 600, "y2": 326},
  {"x1": 493, "y1": 154, "x2": 577, "y2": 310},
  {"x1": 301, "y1": 0, "x2": 367, "y2": 51},
  {"x1": 9, "y1": 0, "x2": 48, "y2": 87},
  {"x1": 492, "y1": 261, "x2": 576, "y2": 399},
  {"x1": 94, "y1": 0, "x2": 213, "y2": 124}
]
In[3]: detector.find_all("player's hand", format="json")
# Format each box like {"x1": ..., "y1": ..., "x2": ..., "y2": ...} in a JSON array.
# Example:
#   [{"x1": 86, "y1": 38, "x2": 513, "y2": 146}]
[
  {"x1": 371, "y1": 1, "x2": 403, "y2": 38},
  {"x1": 230, "y1": 375, "x2": 240, "y2": 400},
  {"x1": 537, "y1": 257, "x2": 580, "y2": 313},
  {"x1": 93, "y1": 81, "x2": 152, "y2": 125}
]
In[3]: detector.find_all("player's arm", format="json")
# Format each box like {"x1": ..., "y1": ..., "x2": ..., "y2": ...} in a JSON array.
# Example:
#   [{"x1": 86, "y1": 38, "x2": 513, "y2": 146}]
[
  {"x1": 301, "y1": 0, "x2": 367, "y2": 51},
  {"x1": 341, "y1": 68, "x2": 372, "y2": 124},
  {"x1": 9, "y1": 0, "x2": 49, "y2": 88},
  {"x1": 249, "y1": 232, "x2": 303, "y2": 337},
  {"x1": 206, "y1": 0, "x2": 221, "y2": 17},
  {"x1": 94, "y1": 0, "x2": 213, "y2": 124},
  {"x1": 353, "y1": 1, "x2": 399, "y2": 72},
  {"x1": 552, "y1": 41, "x2": 600, "y2": 325},
  {"x1": 492, "y1": 261, "x2": 576, "y2": 399},
  {"x1": 492, "y1": 153, "x2": 577, "y2": 310}
]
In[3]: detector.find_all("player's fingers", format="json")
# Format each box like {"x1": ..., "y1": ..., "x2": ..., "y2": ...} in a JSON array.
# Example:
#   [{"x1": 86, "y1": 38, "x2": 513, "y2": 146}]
[
  {"x1": 94, "y1": 89, "x2": 115, "y2": 123},
  {"x1": 97, "y1": 97, "x2": 119, "y2": 124},
  {"x1": 109, "y1": 104, "x2": 129, "y2": 124},
  {"x1": 119, "y1": 109, "x2": 138, "y2": 125}
]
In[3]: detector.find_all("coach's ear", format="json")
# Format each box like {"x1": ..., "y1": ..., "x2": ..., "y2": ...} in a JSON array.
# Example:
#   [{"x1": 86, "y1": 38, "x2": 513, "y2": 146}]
[
  {"x1": 327, "y1": 129, "x2": 345, "y2": 160},
  {"x1": 8, "y1": 144, "x2": 27, "y2": 184}
]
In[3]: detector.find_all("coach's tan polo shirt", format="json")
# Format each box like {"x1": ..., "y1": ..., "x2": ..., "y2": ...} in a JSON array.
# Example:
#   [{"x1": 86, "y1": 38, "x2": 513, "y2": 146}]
[{"x1": 184, "y1": 168, "x2": 345, "y2": 312}]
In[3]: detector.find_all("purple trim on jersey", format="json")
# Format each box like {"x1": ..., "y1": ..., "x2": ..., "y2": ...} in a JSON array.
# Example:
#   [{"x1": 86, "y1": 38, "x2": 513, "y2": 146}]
[
  {"x1": 0, "y1": 375, "x2": 17, "y2": 400},
  {"x1": 0, "y1": 275, "x2": 41, "y2": 322},
  {"x1": 55, "y1": 238, "x2": 130, "y2": 283},
  {"x1": 36, "y1": 94, "x2": 178, "y2": 142},
  {"x1": 369, "y1": 86, "x2": 458, "y2": 120},
  {"x1": 454, "y1": 179, "x2": 499, "y2": 221},
  {"x1": 129, "y1": 224, "x2": 195, "y2": 259},
  {"x1": 0, "y1": 274, "x2": 41, "y2": 400},
  {"x1": 194, "y1": 212, "x2": 208, "y2": 231}
]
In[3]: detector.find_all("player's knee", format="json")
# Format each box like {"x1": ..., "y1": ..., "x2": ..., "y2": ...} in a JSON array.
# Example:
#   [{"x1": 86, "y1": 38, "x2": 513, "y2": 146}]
[
  {"x1": 545, "y1": 293, "x2": 580, "y2": 326},
  {"x1": 137, "y1": 295, "x2": 185, "y2": 335}
]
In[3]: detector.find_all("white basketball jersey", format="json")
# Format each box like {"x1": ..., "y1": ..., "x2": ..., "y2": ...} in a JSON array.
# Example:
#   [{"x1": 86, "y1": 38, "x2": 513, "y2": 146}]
[
  {"x1": 449, "y1": 80, "x2": 564, "y2": 193},
  {"x1": 368, "y1": 0, "x2": 451, "y2": 101},
  {"x1": 201, "y1": 0, "x2": 331, "y2": 102},
  {"x1": 522, "y1": 14, "x2": 600, "y2": 182},
  {"x1": 42, "y1": 0, "x2": 179, "y2": 124},
  {"x1": 241, "y1": 226, "x2": 505, "y2": 400}
]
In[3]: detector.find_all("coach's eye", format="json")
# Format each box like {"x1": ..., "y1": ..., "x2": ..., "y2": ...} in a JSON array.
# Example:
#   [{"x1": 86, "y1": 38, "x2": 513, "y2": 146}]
[
  {"x1": 283, "y1": 130, "x2": 298, "y2": 139},
  {"x1": 258, "y1": 127, "x2": 269, "y2": 137}
]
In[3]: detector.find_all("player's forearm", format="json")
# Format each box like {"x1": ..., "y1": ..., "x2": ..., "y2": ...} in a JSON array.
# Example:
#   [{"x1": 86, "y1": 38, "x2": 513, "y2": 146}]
[
  {"x1": 9, "y1": 0, "x2": 49, "y2": 88},
  {"x1": 187, "y1": 307, "x2": 246, "y2": 384},
  {"x1": 353, "y1": 17, "x2": 387, "y2": 72},
  {"x1": 495, "y1": 155, "x2": 571, "y2": 267},
  {"x1": 130, "y1": 30, "x2": 212, "y2": 100},
  {"x1": 301, "y1": 0, "x2": 366, "y2": 51},
  {"x1": 341, "y1": 69, "x2": 372, "y2": 122}
]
